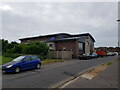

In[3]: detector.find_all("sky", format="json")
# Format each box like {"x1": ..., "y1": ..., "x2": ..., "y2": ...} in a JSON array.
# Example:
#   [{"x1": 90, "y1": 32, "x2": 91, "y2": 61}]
[{"x1": 0, "y1": 2, "x2": 118, "y2": 47}]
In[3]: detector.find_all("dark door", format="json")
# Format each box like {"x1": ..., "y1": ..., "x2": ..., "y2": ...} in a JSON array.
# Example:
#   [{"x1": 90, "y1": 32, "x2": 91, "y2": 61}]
[
  {"x1": 83, "y1": 43, "x2": 85, "y2": 53},
  {"x1": 78, "y1": 42, "x2": 85, "y2": 54},
  {"x1": 29, "y1": 56, "x2": 38, "y2": 68},
  {"x1": 21, "y1": 56, "x2": 31, "y2": 70}
]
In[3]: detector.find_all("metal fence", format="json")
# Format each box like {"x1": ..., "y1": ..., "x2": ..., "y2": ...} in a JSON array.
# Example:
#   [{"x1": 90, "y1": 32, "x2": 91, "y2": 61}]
[{"x1": 48, "y1": 51, "x2": 73, "y2": 60}]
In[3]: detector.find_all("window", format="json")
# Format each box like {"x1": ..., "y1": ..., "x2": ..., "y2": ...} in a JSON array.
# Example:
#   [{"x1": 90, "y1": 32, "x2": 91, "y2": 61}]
[
  {"x1": 49, "y1": 37, "x2": 55, "y2": 41},
  {"x1": 49, "y1": 44, "x2": 53, "y2": 47},
  {"x1": 12, "y1": 56, "x2": 25, "y2": 62},
  {"x1": 31, "y1": 56, "x2": 37, "y2": 61},
  {"x1": 24, "y1": 56, "x2": 31, "y2": 62},
  {"x1": 78, "y1": 43, "x2": 83, "y2": 50}
]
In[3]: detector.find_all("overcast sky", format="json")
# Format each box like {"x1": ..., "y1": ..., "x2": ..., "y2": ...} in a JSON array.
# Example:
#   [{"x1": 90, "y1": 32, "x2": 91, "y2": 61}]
[{"x1": 0, "y1": 2, "x2": 118, "y2": 47}]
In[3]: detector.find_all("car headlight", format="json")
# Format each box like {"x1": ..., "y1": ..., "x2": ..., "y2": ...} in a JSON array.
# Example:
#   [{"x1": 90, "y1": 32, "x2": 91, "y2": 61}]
[{"x1": 6, "y1": 65, "x2": 13, "y2": 68}]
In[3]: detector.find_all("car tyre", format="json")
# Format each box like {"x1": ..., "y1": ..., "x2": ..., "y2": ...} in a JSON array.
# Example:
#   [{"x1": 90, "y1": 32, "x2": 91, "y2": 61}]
[
  {"x1": 36, "y1": 63, "x2": 41, "y2": 69},
  {"x1": 14, "y1": 67, "x2": 20, "y2": 73}
]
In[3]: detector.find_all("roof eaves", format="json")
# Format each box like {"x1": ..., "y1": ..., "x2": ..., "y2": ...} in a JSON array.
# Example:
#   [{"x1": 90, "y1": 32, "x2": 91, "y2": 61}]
[{"x1": 19, "y1": 33, "x2": 71, "y2": 40}]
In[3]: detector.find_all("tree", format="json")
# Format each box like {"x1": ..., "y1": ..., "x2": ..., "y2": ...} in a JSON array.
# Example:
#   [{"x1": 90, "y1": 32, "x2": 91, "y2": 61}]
[
  {"x1": 1, "y1": 39, "x2": 9, "y2": 53},
  {"x1": 1, "y1": 40, "x2": 49, "y2": 59},
  {"x1": 1, "y1": 39, "x2": 19, "y2": 53},
  {"x1": 23, "y1": 41, "x2": 49, "y2": 55},
  {"x1": 8, "y1": 41, "x2": 18, "y2": 49}
]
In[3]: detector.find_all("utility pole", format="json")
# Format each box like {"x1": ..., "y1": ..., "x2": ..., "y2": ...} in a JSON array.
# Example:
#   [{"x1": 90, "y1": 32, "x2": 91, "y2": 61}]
[
  {"x1": 118, "y1": 42, "x2": 119, "y2": 48},
  {"x1": 117, "y1": 19, "x2": 120, "y2": 48}
]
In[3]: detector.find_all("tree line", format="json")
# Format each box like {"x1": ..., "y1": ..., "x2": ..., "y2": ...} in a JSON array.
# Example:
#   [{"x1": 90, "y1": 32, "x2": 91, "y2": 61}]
[{"x1": 0, "y1": 39, "x2": 49, "y2": 60}]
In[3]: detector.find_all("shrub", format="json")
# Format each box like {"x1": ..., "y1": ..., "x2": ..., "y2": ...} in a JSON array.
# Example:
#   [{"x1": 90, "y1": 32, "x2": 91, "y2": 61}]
[
  {"x1": 4, "y1": 41, "x2": 49, "y2": 59},
  {"x1": 23, "y1": 42, "x2": 49, "y2": 55},
  {"x1": 37, "y1": 54, "x2": 48, "y2": 61},
  {"x1": 6, "y1": 44, "x2": 23, "y2": 54},
  {"x1": 3, "y1": 53, "x2": 23, "y2": 58}
]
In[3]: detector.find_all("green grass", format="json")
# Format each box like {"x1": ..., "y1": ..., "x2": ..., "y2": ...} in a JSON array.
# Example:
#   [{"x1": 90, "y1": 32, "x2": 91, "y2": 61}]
[
  {"x1": 0, "y1": 55, "x2": 64, "y2": 65},
  {"x1": 106, "y1": 62, "x2": 112, "y2": 66},
  {"x1": 42, "y1": 59, "x2": 64, "y2": 64},
  {"x1": 0, "y1": 55, "x2": 14, "y2": 65}
]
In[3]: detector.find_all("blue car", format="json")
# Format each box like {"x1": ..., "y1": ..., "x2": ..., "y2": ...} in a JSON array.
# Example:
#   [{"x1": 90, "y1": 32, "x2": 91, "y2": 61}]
[{"x1": 2, "y1": 55, "x2": 41, "y2": 73}]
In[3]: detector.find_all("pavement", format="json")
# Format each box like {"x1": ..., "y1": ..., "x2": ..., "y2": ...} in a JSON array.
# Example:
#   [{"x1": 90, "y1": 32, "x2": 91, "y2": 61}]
[
  {"x1": 65, "y1": 59, "x2": 119, "y2": 88},
  {"x1": 1, "y1": 56, "x2": 118, "y2": 88}
]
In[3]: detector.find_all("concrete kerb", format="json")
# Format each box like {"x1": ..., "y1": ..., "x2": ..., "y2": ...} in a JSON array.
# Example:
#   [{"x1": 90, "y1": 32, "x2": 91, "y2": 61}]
[{"x1": 50, "y1": 58, "x2": 116, "y2": 88}]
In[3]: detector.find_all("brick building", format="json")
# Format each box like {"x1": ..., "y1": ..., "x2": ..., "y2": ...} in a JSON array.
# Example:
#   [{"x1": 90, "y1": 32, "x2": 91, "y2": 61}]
[{"x1": 19, "y1": 33, "x2": 95, "y2": 57}]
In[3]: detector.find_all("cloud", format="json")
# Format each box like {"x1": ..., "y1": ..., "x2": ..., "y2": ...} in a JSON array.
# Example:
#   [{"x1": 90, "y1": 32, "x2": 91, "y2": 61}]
[
  {"x1": 1, "y1": 2, "x2": 118, "y2": 47},
  {"x1": 0, "y1": 4, "x2": 13, "y2": 11}
]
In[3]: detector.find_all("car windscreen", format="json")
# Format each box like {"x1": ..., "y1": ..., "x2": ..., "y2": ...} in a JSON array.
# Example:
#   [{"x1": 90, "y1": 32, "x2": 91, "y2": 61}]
[{"x1": 12, "y1": 56, "x2": 25, "y2": 62}]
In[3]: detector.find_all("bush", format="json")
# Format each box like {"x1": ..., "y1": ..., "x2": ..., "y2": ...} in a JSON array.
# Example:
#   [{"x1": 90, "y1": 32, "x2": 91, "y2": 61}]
[
  {"x1": 37, "y1": 54, "x2": 48, "y2": 61},
  {"x1": 3, "y1": 53, "x2": 23, "y2": 58},
  {"x1": 4, "y1": 41, "x2": 49, "y2": 59},
  {"x1": 6, "y1": 45, "x2": 23, "y2": 54},
  {"x1": 23, "y1": 42, "x2": 49, "y2": 55}
]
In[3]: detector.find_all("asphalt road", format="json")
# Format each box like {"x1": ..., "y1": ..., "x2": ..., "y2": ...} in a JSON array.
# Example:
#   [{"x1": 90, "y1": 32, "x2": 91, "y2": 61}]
[
  {"x1": 65, "y1": 58, "x2": 118, "y2": 88},
  {"x1": 2, "y1": 56, "x2": 118, "y2": 88}
]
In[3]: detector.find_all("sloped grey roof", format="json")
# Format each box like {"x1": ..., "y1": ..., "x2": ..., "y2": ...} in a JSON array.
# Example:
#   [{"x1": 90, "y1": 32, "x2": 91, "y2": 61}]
[{"x1": 19, "y1": 33, "x2": 95, "y2": 42}]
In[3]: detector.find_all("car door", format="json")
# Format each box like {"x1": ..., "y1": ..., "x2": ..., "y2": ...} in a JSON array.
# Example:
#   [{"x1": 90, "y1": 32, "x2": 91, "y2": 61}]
[
  {"x1": 21, "y1": 56, "x2": 31, "y2": 70},
  {"x1": 29, "y1": 56, "x2": 38, "y2": 68}
]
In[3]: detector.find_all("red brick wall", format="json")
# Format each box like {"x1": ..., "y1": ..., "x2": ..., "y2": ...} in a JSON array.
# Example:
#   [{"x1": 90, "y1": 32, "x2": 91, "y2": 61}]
[{"x1": 55, "y1": 40, "x2": 78, "y2": 57}]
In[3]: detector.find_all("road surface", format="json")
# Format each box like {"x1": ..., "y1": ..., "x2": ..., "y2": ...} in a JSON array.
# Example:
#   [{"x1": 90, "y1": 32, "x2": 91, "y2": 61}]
[
  {"x1": 2, "y1": 56, "x2": 118, "y2": 88},
  {"x1": 65, "y1": 58, "x2": 118, "y2": 88}
]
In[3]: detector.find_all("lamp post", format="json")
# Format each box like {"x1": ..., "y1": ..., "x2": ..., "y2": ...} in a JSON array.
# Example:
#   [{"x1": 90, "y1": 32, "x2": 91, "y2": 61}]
[{"x1": 117, "y1": 19, "x2": 120, "y2": 48}]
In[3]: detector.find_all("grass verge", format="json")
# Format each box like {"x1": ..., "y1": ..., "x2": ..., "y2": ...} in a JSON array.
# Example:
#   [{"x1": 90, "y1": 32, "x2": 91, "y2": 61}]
[
  {"x1": 0, "y1": 55, "x2": 14, "y2": 65},
  {"x1": 42, "y1": 59, "x2": 64, "y2": 64},
  {"x1": 106, "y1": 62, "x2": 113, "y2": 65}
]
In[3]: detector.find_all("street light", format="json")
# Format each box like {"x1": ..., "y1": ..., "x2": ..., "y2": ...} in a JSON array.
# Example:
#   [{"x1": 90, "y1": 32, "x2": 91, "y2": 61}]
[{"x1": 117, "y1": 19, "x2": 120, "y2": 48}]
